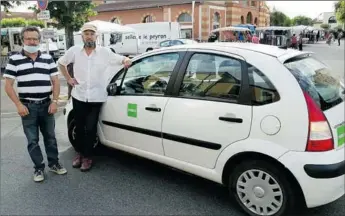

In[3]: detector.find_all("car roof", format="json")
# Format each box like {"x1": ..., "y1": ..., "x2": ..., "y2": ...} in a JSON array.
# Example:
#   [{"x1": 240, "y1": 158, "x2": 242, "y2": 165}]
[{"x1": 157, "y1": 42, "x2": 312, "y2": 61}]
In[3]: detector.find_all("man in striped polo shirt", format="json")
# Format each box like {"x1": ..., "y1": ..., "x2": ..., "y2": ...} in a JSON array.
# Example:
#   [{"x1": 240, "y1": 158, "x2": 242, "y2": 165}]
[{"x1": 4, "y1": 26, "x2": 67, "y2": 182}]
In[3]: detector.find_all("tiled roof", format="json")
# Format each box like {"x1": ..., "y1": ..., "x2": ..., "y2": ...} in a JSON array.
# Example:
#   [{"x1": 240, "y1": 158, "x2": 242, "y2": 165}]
[{"x1": 95, "y1": 0, "x2": 204, "y2": 12}]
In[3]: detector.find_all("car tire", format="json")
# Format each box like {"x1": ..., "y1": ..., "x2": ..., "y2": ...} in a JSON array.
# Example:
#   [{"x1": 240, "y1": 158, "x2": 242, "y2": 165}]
[
  {"x1": 229, "y1": 160, "x2": 297, "y2": 216},
  {"x1": 67, "y1": 118, "x2": 100, "y2": 150}
]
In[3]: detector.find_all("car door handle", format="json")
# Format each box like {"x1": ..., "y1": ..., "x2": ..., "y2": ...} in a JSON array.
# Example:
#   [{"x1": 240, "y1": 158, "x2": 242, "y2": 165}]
[
  {"x1": 219, "y1": 116, "x2": 243, "y2": 123},
  {"x1": 145, "y1": 107, "x2": 161, "y2": 112}
]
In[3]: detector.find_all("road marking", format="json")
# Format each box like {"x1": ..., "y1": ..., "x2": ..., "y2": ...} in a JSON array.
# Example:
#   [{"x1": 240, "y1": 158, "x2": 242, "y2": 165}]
[{"x1": 59, "y1": 145, "x2": 72, "y2": 153}]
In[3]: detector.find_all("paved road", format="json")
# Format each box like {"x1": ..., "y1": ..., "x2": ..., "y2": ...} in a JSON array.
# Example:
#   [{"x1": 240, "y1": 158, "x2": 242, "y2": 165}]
[
  {"x1": 302, "y1": 40, "x2": 344, "y2": 80},
  {"x1": 1, "y1": 43, "x2": 344, "y2": 215}
]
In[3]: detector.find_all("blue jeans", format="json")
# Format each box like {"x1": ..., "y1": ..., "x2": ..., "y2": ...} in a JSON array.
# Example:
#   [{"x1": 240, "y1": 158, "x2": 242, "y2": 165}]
[{"x1": 21, "y1": 100, "x2": 59, "y2": 171}]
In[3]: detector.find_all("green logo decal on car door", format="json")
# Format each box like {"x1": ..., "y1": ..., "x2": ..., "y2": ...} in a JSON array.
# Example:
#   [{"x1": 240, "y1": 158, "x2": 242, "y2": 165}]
[
  {"x1": 337, "y1": 124, "x2": 345, "y2": 147},
  {"x1": 127, "y1": 103, "x2": 137, "y2": 118}
]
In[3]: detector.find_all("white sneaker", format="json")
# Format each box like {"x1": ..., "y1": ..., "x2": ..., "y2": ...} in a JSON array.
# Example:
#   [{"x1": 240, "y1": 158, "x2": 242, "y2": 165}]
[
  {"x1": 33, "y1": 170, "x2": 45, "y2": 182},
  {"x1": 49, "y1": 162, "x2": 67, "y2": 175}
]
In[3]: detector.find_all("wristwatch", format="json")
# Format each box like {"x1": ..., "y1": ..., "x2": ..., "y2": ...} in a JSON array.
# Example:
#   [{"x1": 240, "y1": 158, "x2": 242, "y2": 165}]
[{"x1": 52, "y1": 99, "x2": 58, "y2": 103}]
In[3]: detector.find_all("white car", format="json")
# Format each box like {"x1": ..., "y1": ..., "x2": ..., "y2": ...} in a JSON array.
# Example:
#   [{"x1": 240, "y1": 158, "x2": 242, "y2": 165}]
[
  {"x1": 63, "y1": 43, "x2": 345, "y2": 216},
  {"x1": 155, "y1": 38, "x2": 199, "y2": 49}
]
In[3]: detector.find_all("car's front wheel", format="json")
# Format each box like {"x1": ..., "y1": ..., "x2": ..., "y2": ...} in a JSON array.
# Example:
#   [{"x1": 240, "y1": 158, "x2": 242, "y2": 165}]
[
  {"x1": 67, "y1": 118, "x2": 100, "y2": 150},
  {"x1": 229, "y1": 160, "x2": 297, "y2": 216}
]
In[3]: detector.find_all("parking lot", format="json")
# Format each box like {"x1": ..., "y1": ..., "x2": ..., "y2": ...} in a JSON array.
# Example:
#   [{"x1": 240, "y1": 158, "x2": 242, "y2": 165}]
[{"x1": 1, "y1": 42, "x2": 344, "y2": 215}]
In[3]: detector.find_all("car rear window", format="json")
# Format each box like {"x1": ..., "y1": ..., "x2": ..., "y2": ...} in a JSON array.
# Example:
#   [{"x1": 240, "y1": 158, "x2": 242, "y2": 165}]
[{"x1": 284, "y1": 56, "x2": 344, "y2": 111}]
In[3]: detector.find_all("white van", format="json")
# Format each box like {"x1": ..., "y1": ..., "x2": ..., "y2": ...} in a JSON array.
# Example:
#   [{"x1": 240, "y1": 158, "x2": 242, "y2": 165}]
[{"x1": 107, "y1": 22, "x2": 181, "y2": 56}]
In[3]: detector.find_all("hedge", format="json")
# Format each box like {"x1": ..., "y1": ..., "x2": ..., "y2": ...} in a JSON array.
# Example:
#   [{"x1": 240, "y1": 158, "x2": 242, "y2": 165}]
[{"x1": 1, "y1": 18, "x2": 45, "y2": 28}]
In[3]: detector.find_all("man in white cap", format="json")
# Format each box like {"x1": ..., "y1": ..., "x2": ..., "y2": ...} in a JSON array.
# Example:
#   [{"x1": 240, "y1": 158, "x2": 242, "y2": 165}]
[{"x1": 58, "y1": 23, "x2": 132, "y2": 171}]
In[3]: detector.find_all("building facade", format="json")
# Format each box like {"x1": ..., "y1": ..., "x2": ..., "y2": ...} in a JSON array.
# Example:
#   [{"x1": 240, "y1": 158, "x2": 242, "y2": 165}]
[
  {"x1": 91, "y1": 0, "x2": 270, "y2": 41},
  {"x1": 313, "y1": 12, "x2": 343, "y2": 30}
]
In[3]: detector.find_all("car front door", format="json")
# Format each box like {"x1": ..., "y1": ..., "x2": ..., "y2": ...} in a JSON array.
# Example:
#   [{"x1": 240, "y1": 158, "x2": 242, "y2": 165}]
[
  {"x1": 162, "y1": 50, "x2": 252, "y2": 168},
  {"x1": 99, "y1": 51, "x2": 185, "y2": 155}
]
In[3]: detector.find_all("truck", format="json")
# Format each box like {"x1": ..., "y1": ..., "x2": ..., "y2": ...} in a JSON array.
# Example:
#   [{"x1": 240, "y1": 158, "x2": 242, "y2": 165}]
[
  {"x1": 1, "y1": 27, "x2": 61, "y2": 69},
  {"x1": 106, "y1": 22, "x2": 181, "y2": 56}
]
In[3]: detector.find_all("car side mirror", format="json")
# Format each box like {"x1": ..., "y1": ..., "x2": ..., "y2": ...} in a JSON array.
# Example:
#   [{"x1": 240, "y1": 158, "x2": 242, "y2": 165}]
[{"x1": 107, "y1": 83, "x2": 118, "y2": 96}]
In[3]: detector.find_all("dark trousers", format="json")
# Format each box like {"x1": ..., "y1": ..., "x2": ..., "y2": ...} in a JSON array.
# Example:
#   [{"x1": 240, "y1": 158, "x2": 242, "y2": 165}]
[
  {"x1": 21, "y1": 99, "x2": 59, "y2": 171},
  {"x1": 72, "y1": 97, "x2": 103, "y2": 158},
  {"x1": 338, "y1": 38, "x2": 341, "y2": 46}
]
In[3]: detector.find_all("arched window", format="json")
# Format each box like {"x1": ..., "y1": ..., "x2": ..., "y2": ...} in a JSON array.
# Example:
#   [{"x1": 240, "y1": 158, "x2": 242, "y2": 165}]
[
  {"x1": 246, "y1": 12, "x2": 252, "y2": 24},
  {"x1": 213, "y1": 12, "x2": 220, "y2": 30},
  {"x1": 177, "y1": 13, "x2": 192, "y2": 22},
  {"x1": 143, "y1": 15, "x2": 154, "y2": 23},
  {"x1": 254, "y1": 17, "x2": 258, "y2": 25},
  {"x1": 241, "y1": 16, "x2": 244, "y2": 24},
  {"x1": 110, "y1": 17, "x2": 121, "y2": 24},
  {"x1": 328, "y1": 16, "x2": 337, "y2": 24}
]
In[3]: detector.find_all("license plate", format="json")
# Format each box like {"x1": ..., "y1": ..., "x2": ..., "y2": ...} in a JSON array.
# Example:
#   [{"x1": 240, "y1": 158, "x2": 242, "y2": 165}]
[{"x1": 337, "y1": 124, "x2": 345, "y2": 147}]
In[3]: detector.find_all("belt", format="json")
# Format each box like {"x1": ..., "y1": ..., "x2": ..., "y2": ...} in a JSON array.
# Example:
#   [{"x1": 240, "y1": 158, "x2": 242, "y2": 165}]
[{"x1": 20, "y1": 98, "x2": 51, "y2": 104}]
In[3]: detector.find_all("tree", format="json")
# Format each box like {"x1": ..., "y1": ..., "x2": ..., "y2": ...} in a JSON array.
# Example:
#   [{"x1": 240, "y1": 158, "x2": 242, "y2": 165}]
[
  {"x1": 0, "y1": 1, "x2": 21, "y2": 12},
  {"x1": 335, "y1": 0, "x2": 345, "y2": 24},
  {"x1": 270, "y1": 11, "x2": 290, "y2": 26},
  {"x1": 291, "y1": 16, "x2": 313, "y2": 26},
  {"x1": 320, "y1": 23, "x2": 331, "y2": 30},
  {"x1": 29, "y1": 1, "x2": 96, "y2": 49}
]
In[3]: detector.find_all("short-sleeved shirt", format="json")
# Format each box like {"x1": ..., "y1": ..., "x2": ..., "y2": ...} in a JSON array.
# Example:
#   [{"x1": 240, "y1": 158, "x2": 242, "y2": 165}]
[
  {"x1": 3, "y1": 50, "x2": 59, "y2": 101},
  {"x1": 58, "y1": 45, "x2": 125, "y2": 103}
]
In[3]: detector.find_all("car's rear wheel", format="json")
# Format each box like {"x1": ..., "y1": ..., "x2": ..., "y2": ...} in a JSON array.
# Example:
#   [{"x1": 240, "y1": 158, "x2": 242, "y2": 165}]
[
  {"x1": 67, "y1": 118, "x2": 99, "y2": 149},
  {"x1": 229, "y1": 160, "x2": 296, "y2": 216}
]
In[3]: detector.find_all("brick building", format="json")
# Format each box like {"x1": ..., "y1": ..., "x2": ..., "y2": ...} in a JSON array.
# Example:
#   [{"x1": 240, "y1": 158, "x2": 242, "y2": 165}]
[{"x1": 91, "y1": 0, "x2": 270, "y2": 41}]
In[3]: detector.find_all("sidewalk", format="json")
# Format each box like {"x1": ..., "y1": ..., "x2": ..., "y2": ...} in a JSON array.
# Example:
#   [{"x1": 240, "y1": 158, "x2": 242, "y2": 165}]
[{"x1": 1, "y1": 111, "x2": 72, "y2": 153}]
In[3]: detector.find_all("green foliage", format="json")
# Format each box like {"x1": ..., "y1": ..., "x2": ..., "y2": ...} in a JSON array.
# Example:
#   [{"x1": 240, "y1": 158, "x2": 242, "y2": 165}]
[
  {"x1": 291, "y1": 16, "x2": 314, "y2": 26},
  {"x1": 0, "y1": 1, "x2": 21, "y2": 12},
  {"x1": 29, "y1": 1, "x2": 96, "y2": 32},
  {"x1": 0, "y1": 18, "x2": 27, "y2": 27},
  {"x1": 27, "y1": 19, "x2": 45, "y2": 28},
  {"x1": 29, "y1": 1, "x2": 97, "y2": 48},
  {"x1": 270, "y1": 11, "x2": 290, "y2": 26},
  {"x1": 0, "y1": 18, "x2": 45, "y2": 28},
  {"x1": 320, "y1": 23, "x2": 331, "y2": 30},
  {"x1": 335, "y1": 1, "x2": 345, "y2": 24},
  {"x1": 283, "y1": 17, "x2": 292, "y2": 26}
]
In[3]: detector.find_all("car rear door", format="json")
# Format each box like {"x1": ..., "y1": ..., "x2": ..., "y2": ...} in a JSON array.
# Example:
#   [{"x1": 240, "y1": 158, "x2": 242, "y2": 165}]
[
  {"x1": 161, "y1": 50, "x2": 253, "y2": 169},
  {"x1": 99, "y1": 51, "x2": 186, "y2": 155}
]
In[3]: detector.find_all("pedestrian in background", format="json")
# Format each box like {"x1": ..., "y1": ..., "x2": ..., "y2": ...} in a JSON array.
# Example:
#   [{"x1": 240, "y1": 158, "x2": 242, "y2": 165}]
[
  {"x1": 337, "y1": 30, "x2": 343, "y2": 46},
  {"x1": 3, "y1": 26, "x2": 67, "y2": 182},
  {"x1": 58, "y1": 23, "x2": 132, "y2": 172},
  {"x1": 251, "y1": 34, "x2": 259, "y2": 44}
]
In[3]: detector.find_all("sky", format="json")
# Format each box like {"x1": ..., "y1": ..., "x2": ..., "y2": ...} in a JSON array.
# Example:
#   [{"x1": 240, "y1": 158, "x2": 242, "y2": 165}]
[
  {"x1": 5, "y1": 1, "x2": 337, "y2": 20},
  {"x1": 266, "y1": 1, "x2": 336, "y2": 19}
]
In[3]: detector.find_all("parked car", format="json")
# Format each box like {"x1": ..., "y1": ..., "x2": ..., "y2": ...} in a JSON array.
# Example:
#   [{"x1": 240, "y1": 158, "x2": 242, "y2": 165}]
[
  {"x1": 64, "y1": 43, "x2": 345, "y2": 216},
  {"x1": 155, "y1": 38, "x2": 198, "y2": 49}
]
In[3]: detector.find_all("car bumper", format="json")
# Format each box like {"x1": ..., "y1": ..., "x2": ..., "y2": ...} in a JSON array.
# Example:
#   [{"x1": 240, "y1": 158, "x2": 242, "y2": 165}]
[{"x1": 279, "y1": 148, "x2": 345, "y2": 208}]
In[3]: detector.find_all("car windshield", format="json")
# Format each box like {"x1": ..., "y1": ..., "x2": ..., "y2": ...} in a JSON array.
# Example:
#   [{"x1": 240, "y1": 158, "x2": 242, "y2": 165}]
[
  {"x1": 160, "y1": 40, "x2": 171, "y2": 47},
  {"x1": 284, "y1": 56, "x2": 344, "y2": 111}
]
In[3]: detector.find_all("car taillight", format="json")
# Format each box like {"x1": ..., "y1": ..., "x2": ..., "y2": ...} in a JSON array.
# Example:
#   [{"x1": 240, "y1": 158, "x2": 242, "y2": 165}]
[{"x1": 303, "y1": 92, "x2": 334, "y2": 152}]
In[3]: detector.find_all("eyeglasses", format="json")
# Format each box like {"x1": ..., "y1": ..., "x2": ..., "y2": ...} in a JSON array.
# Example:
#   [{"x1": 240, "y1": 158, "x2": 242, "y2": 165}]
[{"x1": 24, "y1": 37, "x2": 39, "y2": 42}]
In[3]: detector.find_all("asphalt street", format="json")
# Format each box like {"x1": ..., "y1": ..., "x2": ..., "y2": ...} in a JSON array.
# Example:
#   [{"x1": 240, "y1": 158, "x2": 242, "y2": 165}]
[{"x1": 1, "y1": 42, "x2": 344, "y2": 215}]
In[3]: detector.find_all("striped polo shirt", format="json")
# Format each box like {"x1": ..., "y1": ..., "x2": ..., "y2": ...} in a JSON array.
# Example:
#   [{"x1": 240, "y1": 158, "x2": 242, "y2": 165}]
[{"x1": 4, "y1": 50, "x2": 59, "y2": 101}]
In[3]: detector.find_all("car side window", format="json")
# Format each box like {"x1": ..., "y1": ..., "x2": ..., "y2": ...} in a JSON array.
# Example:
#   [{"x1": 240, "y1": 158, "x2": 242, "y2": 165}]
[
  {"x1": 119, "y1": 53, "x2": 180, "y2": 95},
  {"x1": 248, "y1": 64, "x2": 280, "y2": 105},
  {"x1": 179, "y1": 53, "x2": 242, "y2": 103}
]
